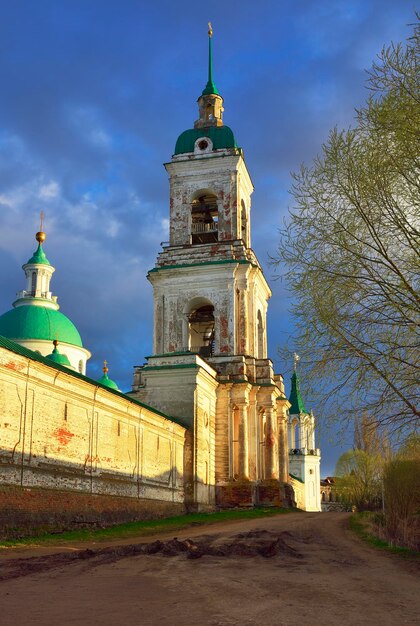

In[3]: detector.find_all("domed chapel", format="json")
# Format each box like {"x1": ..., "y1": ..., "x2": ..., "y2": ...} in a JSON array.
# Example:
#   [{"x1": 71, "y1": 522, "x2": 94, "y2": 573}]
[{"x1": 0, "y1": 27, "x2": 320, "y2": 519}]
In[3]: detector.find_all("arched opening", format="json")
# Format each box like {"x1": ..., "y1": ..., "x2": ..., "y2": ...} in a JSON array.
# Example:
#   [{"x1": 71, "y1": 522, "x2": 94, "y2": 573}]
[
  {"x1": 240, "y1": 200, "x2": 247, "y2": 243},
  {"x1": 188, "y1": 304, "x2": 215, "y2": 357},
  {"x1": 31, "y1": 271, "x2": 37, "y2": 296},
  {"x1": 78, "y1": 360, "x2": 83, "y2": 374},
  {"x1": 191, "y1": 192, "x2": 218, "y2": 244},
  {"x1": 289, "y1": 418, "x2": 299, "y2": 449},
  {"x1": 232, "y1": 406, "x2": 240, "y2": 479},
  {"x1": 257, "y1": 310, "x2": 264, "y2": 358}
]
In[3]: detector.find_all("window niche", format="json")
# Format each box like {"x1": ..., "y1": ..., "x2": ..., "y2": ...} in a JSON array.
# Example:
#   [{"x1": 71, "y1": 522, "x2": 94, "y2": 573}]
[
  {"x1": 188, "y1": 305, "x2": 215, "y2": 357},
  {"x1": 191, "y1": 192, "x2": 218, "y2": 244}
]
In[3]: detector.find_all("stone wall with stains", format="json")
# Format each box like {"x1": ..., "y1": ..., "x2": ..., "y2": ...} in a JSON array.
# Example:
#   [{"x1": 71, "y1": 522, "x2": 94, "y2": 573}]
[{"x1": 0, "y1": 343, "x2": 186, "y2": 508}]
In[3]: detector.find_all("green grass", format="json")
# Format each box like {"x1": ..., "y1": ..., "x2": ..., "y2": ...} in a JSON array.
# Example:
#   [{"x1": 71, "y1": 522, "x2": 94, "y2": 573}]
[
  {"x1": 349, "y1": 512, "x2": 419, "y2": 557},
  {"x1": 0, "y1": 507, "x2": 293, "y2": 548}
]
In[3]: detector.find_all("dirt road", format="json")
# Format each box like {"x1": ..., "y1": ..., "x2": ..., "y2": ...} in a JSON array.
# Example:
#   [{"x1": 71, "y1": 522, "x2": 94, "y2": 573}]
[{"x1": 0, "y1": 512, "x2": 418, "y2": 626}]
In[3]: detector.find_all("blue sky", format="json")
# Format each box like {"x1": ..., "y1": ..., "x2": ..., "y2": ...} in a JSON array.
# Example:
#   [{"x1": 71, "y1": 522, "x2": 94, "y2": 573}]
[{"x1": 0, "y1": 0, "x2": 416, "y2": 475}]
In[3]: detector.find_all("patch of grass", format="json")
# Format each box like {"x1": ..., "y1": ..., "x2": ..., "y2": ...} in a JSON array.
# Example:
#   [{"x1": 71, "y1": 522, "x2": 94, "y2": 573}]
[
  {"x1": 0, "y1": 507, "x2": 293, "y2": 548},
  {"x1": 349, "y1": 512, "x2": 419, "y2": 557}
]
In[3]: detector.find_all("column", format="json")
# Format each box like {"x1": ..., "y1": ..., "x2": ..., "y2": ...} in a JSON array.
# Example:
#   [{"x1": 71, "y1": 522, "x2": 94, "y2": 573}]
[
  {"x1": 278, "y1": 415, "x2": 289, "y2": 483},
  {"x1": 238, "y1": 404, "x2": 249, "y2": 480},
  {"x1": 264, "y1": 407, "x2": 278, "y2": 479}
]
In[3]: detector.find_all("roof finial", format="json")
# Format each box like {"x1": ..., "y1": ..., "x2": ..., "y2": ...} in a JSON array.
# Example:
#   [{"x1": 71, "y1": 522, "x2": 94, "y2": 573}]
[
  {"x1": 36, "y1": 211, "x2": 46, "y2": 244},
  {"x1": 293, "y1": 352, "x2": 300, "y2": 372},
  {"x1": 202, "y1": 22, "x2": 219, "y2": 96},
  {"x1": 103, "y1": 359, "x2": 109, "y2": 375}
]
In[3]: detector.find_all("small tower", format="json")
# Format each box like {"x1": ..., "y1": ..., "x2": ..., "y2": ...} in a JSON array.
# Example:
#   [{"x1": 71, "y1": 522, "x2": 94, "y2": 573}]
[
  {"x1": 288, "y1": 354, "x2": 321, "y2": 511},
  {"x1": 0, "y1": 218, "x2": 91, "y2": 373}
]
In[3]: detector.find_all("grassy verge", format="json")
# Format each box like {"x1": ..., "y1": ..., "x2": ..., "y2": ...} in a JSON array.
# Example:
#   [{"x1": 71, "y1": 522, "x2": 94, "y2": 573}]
[
  {"x1": 0, "y1": 507, "x2": 293, "y2": 548},
  {"x1": 349, "y1": 512, "x2": 419, "y2": 557}
]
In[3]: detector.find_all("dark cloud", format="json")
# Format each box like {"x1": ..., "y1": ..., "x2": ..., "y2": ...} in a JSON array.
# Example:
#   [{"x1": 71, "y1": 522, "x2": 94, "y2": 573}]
[{"x1": 0, "y1": 0, "x2": 415, "y2": 476}]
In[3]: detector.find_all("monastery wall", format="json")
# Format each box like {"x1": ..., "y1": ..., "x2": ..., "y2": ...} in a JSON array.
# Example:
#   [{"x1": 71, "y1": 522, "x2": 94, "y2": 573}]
[{"x1": 0, "y1": 341, "x2": 186, "y2": 537}]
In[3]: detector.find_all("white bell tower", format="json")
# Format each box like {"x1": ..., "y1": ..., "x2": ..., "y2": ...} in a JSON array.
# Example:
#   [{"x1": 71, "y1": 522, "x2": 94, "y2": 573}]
[
  {"x1": 132, "y1": 26, "x2": 291, "y2": 510},
  {"x1": 288, "y1": 354, "x2": 321, "y2": 511}
]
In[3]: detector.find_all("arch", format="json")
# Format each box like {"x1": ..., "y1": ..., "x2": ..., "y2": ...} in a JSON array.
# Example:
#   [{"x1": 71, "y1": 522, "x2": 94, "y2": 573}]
[
  {"x1": 191, "y1": 189, "x2": 218, "y2": 244},
  {"x1": 240, "y1": 199, "x2": 247, "y2": 243},
  {"x1": 31, "y1": 271, "x2": 37, "y2": 296},
  {"x1": 257, "y1": 310, "x2": 264, "y2": 358},
  {"x1": 289, "y1": 417, "x2": 299, "y2": 449},
  {"x1": 186, "y1": 298, "x2": 215, "y2": 358}
]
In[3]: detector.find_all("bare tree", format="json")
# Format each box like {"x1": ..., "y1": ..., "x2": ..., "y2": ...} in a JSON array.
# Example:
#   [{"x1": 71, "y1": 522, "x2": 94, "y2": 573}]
[{"x1": 276, "y1": 17, "x2": 420, "y2": 434}]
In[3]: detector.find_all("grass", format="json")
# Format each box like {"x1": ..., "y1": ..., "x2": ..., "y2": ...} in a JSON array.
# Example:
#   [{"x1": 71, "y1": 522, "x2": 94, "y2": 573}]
[
  {"x1": 0, "y1": 507, "x2": 293, "y2": 548},
  {"x1": 349, "y1": 512, "x2": 419, "y2": 557}
]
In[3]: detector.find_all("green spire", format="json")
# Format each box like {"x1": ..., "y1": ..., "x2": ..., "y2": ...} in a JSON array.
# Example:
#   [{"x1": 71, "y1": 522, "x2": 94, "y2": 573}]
[
  {"x1": 27, "y1": 242, "x2": 50, "y2": 266},
  {"x1": 288, "y1": 354, "x2": 307, "y2": 414},
  {"x1": 289, "y1": 372, "x2": 307, "y2": 414},
  {"x1": 26, "y1": 226, "x2": 50, "y2": 265},
  {"x1": 202, "y1": 22, "x2": 219, "y2": 96}
]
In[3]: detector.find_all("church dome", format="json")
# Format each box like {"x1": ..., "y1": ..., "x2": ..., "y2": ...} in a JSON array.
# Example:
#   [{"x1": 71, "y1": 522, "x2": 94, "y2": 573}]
[
  {"x1": 174, "y1": 125, "x2": 237, "y2": 155},
  {"x1": 0, "y1": 306, "x2": 83, "y2": 347},
  {"x1": 97, "y1": 361, "x2": 120, "y2": 391},
  {"x1": 46, "y1": 340, "x2": 72, "y2": 368}
]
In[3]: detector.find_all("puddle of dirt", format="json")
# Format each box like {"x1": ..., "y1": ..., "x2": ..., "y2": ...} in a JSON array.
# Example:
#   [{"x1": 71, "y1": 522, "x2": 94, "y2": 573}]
[{"x1": 0, "y1": 531, "x2": 304, "y2": 581}]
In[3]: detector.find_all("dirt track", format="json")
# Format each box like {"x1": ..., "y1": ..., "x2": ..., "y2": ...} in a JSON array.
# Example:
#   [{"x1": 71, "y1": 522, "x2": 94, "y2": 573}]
[{"x1": 0, "y1": 512, "x2": 418, "y2": 625}]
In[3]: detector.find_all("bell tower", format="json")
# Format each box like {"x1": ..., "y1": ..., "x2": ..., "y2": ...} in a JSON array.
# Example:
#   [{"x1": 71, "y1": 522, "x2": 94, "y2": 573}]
[
  {"x1": 149, "y1": 24, "x2": 268, "y2": 359},
  {"x1": 132, "y1": 26, "x2": 291, "y2": 510}
]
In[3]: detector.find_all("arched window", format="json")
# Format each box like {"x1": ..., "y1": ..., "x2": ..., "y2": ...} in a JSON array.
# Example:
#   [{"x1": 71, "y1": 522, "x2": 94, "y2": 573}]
[
  {"x1": 188, "y1": 304, "x2": 215, "y2": 357},
  {"x1": 241, "y1": 200, "x2": 247, "y2": 243},
  {"x1": 191, "y1": 192, "x2": 218, "y2": 244},
  {"x1": 289, "y1": 418, "x2": 299, "y2": 449},
  {"x1": 78, "y1": 360, "x2": 83, "y2": 374},
  {"x1": 31, "y1": 271, "x2": 37, "y2": 296}
]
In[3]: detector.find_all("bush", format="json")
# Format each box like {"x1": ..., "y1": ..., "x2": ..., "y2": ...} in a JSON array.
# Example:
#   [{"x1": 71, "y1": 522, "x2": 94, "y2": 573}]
[{"x1": 383, "y1": 458, "x2": 420, "y2": 550}]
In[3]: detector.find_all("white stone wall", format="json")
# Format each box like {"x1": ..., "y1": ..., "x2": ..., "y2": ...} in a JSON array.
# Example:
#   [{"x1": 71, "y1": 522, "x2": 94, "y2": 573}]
[{"x1": 0, "y1": 344, "x2": 185, "y2": 503}]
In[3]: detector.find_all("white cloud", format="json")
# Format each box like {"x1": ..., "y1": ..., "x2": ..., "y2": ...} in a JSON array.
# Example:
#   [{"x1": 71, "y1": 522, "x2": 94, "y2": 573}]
[{"x1": 38, "y1": 180, "x2": 60, "y2": 199}]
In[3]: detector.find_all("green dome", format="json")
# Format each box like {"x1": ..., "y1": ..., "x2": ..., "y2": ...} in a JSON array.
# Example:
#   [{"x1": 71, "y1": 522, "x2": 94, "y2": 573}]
[
  {"x1": 98, "y1": 372, "x2": 119, "y2": 391},
  {"x1": 26, "y1": 243, "x2": 50, "y2": 266},
  {"x1": 174, "y1": 125, "x2": 237, "y2": 155},
  {"x1": 46, "y1": 343, "x2": 72, "y2": 367},
  {"x1": 0, "y1": 306, "x2": 83, "y2": 347}
]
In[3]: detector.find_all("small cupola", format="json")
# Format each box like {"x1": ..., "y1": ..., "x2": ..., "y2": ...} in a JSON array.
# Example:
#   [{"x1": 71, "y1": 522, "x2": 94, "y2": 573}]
[
  {"x1": 46, "y1": 339, "x2": 73, "y2": 369},
  {"x1": 195, "y1": 23, "x2": 224, "y2": 129},
  {"x1": 97, "y1": 360, "x2": 120, "y2": 391}
]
